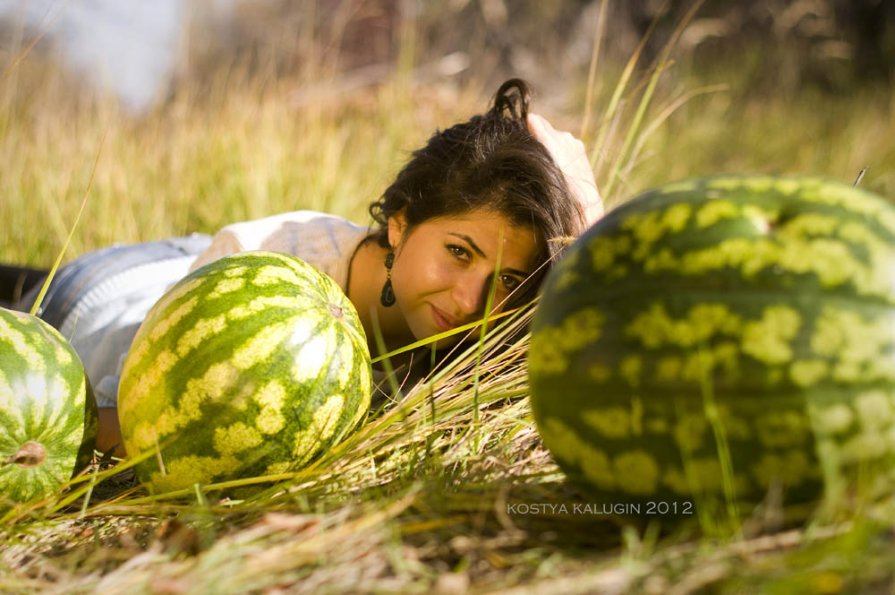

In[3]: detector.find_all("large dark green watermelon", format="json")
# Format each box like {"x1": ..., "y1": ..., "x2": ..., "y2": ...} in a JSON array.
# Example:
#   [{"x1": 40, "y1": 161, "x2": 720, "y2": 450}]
[{"x1": 528, "y1": 176, "x2": 895, "y2": 520}]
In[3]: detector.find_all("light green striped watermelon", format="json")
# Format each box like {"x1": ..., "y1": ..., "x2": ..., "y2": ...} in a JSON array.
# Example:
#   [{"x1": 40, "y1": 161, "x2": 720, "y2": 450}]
[
  {"x1": 118, "y1": 251, "x2": 372, "y2": 493},
  {"x1": 528, "y1": 176, "x2": 895, "y2": 519},
  {"x1": 0, "y1": 308, "x2": 97, "y2": 504}
]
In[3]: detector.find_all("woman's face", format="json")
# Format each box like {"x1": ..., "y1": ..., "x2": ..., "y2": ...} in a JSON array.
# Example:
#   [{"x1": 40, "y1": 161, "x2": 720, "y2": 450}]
[{"x1": 388, "y1": 208, "x2": 539, "y2": 347}]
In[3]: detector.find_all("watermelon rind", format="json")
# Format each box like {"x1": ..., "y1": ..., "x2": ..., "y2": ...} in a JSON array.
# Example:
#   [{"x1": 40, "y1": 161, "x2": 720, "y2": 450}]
[
  {"x1": 118, "y1": 251, "x2": 373, "y2": 493},
  {"x1": 0, "y1": 308, "x2": 97, "y2": 504},
  {"x1": 529, "y1": 175, "x2": 895, "y2": 520}
]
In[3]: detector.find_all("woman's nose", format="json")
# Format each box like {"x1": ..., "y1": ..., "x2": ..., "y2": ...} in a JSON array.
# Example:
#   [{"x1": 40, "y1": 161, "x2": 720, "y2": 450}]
[{"x1": 452, "y1": 274, "x2": 489, "y2": 318}]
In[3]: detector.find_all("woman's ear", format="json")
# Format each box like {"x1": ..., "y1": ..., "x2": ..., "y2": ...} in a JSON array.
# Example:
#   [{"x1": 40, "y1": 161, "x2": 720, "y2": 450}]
[{"x1": 387, "y1": 211, "x2": 408, "y2": 249}]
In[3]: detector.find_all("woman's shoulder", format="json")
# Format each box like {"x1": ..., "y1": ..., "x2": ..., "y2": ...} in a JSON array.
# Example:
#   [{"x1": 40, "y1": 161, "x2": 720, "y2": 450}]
[
  {"x1": 194, "y1": 210, "x2": 372, "y2": 289},
  {"x1": 220, "y1": 209, "x2": 361, "y2": 235},
  {"x1": 213, "y1": 210, "x2": 368, "y2": 248}
]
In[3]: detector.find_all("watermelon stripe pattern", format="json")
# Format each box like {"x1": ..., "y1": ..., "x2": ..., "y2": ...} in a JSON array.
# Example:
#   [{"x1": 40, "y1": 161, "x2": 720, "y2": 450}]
[
  {"x1": 0, "y1": 308, "x2": 97, "y2": 503},
  {"x1": 118, "y1": 251, "x2": 372, "y2": 493},
  {"x1": 529, "y1": 176, "x2": 895, "y2": 513}
]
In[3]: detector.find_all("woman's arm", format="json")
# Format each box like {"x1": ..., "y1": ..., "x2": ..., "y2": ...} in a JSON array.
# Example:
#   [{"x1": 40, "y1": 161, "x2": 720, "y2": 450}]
[{"x1": 527, "y1": 113, "x2": 604, "y2": 226}]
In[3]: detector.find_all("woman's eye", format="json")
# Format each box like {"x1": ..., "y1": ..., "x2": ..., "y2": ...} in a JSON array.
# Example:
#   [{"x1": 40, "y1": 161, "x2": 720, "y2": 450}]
[
  {"x1": 501, "y1": 275, "x2": 522, "y2": 291},
  {"x1": 447, "y1": 245, "x2": 470, "y2": 260}
]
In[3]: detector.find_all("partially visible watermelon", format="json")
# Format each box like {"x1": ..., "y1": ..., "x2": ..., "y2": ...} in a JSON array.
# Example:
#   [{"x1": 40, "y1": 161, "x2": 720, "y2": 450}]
[
  {"x1": 528, "y1": 176, "x2": 895, "y2": 519},
  {"x1": 0, "y1": 308, "x2": 97, "y2": 504},
  {"x1": 118, "y1": 251, "x2": 372, "y2": 493}
]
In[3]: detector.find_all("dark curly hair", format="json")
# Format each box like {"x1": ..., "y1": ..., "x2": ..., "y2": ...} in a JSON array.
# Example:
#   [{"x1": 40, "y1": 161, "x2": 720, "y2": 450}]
[{"x1": 368, "y1": 78, "x2": 586, "y2": 310}]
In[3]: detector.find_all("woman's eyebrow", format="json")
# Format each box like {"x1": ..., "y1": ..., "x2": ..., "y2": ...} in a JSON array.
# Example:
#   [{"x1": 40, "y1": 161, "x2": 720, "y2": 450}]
[
  {"x1": 448, "y1": 232, "x2": 529, "y2": 277},
  {"x1": 448, "y1": 233, "x2": 487, "y2": 258}
]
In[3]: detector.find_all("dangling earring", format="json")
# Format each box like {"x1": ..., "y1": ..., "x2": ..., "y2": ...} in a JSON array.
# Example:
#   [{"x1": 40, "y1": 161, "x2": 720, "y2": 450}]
[{"x1": 380, "y1": 251, "x2": 396, "y2": 307}]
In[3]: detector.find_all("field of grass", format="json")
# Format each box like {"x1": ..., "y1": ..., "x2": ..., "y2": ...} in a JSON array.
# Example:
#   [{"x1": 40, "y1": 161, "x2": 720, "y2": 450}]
[{"x1": 3, "y1": 10, "x2": 895, "y2": 594}]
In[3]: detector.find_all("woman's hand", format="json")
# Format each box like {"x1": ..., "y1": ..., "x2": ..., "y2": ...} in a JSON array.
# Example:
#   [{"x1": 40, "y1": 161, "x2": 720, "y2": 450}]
[{"x1": 527, "y1": 113, "x2": 603, "y2": 225}]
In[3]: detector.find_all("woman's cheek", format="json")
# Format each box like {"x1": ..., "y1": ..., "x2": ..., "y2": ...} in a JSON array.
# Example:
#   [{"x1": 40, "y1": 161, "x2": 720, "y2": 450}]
[{"x1": 417, "y1": 258, "x2": 456, "y2": 294}]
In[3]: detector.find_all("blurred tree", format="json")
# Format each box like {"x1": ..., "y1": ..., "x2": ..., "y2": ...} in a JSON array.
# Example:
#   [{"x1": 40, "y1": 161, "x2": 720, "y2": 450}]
[
  {"x1": 834, "y1": 0, "x2": 895, "y2": 83},
  {"x1": 617, "y1": 0, "x2": 895, "y2": 90},
  {"x1": 6, "y1": 0, "x2": 889, "y2": 113},
  {"x1": 183, "y1": 0, "x2": 893, "y2": 95}
]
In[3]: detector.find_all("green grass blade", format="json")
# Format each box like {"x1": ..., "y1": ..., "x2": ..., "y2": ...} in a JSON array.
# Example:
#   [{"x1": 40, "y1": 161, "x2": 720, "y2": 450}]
[
  {"x1": 28, "y1": 132, "x2": 105, "y2": 317},
  {"x1": 579, "y1": 0, "x2": 609, "y2": 139}
]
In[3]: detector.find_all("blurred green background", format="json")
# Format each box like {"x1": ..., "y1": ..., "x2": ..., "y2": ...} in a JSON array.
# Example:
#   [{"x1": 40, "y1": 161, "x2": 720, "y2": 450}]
[{"x1": 1, "y1": 0, "x2": 893, "y2": 265}]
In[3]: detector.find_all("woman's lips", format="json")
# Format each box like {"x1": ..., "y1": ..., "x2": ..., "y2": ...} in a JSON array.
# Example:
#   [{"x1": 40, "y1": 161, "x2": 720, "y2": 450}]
[{"x1": 431, "y1": 305, "x2": 458, "y2": 332}]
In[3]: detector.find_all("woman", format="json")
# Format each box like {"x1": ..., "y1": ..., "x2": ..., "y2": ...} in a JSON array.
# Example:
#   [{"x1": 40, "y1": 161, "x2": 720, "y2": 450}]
[{"x1": 12, "y1": 78, "x2": 602, "y2": 455}]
